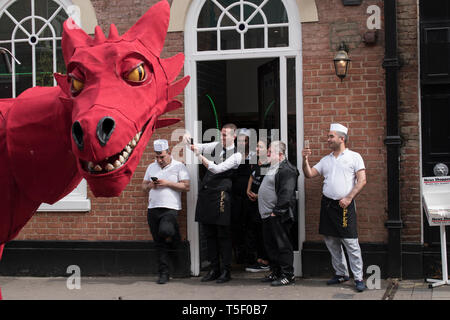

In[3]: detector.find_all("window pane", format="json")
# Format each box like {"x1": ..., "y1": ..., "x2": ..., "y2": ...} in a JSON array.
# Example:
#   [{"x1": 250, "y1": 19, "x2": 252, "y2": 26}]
[
  {"x1": 0, "y1": 14, "x2": 15, "y2": 40},
  {"x1": 198, "y1": 1, "x2": 221, "y2": 28},
  {"x1": 35, "y1": 40, "x2": 55, "y2": 87},
  {"x1": 268, "y1": 26, "x2": 289, "y2": 47},
  {"x1": 217, "y1": 0, "x2": 238, "y2": 8},
  {"x1": 35, "y1": 0, "x2": 61, "y2": 20},
  {"x1": 247, "y1": 12, "x2": 264, "y2": 25},
  {"x1": 0, "y1": 43, "x2": 13, "y2": 98},
  {"x1": 220, "y1": 14, "x2": 235, "y2": 27},
  {"x1": 245, "y1": 28, "x2": 264, "y2": 49},
  {"x1": 221, "y1": 30, "x2": 240, "y2": 50},
  {"x1": 14, "y1": 42, "x2": 32, "y2": 96},
  {"x1": 7, "y1": 0, "x2": 31, "y2": 23},
  {"x1": 198, "y1": 31, "x2": 218, "y2": 51},
  {"x1": 56, "y1": 39, "x2": 65, "y2": 74},
  {"x1": 262, "y1": 0, "x2": 288, "y2": 23}
]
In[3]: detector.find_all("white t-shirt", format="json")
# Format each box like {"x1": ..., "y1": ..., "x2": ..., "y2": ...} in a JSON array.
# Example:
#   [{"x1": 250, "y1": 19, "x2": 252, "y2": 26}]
[
  {"x1": 143, "y1": 158, "x2": 190, "y2": 210},
  {"x1": 313, "y1": 148, "x2": 365, "y2": 200}
]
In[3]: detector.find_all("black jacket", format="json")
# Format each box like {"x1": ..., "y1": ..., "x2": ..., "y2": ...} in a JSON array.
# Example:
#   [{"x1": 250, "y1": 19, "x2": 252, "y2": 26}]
[{"x1": 272, "y1": 159, "x2": 299, "y2": 222}]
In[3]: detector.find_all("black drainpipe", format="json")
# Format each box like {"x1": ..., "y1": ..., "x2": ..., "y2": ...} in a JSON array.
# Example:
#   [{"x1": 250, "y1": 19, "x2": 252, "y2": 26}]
[{"x1": 383, "y1": 0, "x2": 403, "y2": 278}]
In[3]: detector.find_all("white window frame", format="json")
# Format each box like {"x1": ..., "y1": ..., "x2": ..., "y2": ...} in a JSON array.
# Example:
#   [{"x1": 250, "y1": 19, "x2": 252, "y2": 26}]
[
  {"x1": 0, "y1": 0, "x2": 90, "y2": 212},
  {"x1": 184, "y1": 0, "x2": 305, "y2": 276}
]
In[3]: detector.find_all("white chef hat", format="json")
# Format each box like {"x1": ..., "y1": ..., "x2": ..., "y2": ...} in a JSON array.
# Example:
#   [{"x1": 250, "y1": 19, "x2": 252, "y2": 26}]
[
  {"x1": 238, "y1": 128, "x2": 251, "y2": 137},
  {"x1": 330, "y1": 123, "x2": 348, "y2": 135},
  {"x1": 153, "y1": 139, "x2": 169, "y2": 152}
]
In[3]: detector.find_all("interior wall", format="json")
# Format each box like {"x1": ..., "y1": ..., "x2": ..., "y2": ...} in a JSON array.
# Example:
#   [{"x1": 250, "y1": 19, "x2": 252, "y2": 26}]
[{"x1": 226, "y1": 58, "x2": 272, "y2": 114}]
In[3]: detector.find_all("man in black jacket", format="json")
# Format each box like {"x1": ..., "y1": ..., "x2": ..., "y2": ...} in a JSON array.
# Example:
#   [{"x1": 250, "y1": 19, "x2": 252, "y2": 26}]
[{"x1": 258, "y1": 140, "x2": 298, "y2": 286}]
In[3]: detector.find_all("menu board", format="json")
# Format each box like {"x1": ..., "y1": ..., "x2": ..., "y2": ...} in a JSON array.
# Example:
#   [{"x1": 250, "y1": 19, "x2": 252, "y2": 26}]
[{"x1": 422, "y1": 176, "x2": 450, "y2": 226}]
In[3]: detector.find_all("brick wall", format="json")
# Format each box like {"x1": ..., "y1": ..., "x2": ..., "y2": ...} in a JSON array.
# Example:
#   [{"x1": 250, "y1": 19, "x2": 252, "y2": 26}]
[
  {"x1": 397, "y1": 0, "x2": 421, "y2": 243},
  {"x1": 302, "y1": 0, "x2": 388, "y2": 243},
  {"x1": 16, "y1": 0, "x2": 421, "y2": 245}
]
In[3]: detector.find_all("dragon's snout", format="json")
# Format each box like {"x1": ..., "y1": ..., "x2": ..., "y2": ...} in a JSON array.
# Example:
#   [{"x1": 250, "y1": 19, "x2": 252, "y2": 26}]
[{"x1": 72, "y1": 116, "x2": 116, "y2": 150}]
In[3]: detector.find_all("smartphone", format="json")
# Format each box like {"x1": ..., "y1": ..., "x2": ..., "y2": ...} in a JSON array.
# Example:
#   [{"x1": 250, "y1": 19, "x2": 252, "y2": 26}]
[
  {"x1": 190, "y1": 138, "x2": 194, "y2": 145},
  {"x1": 151, "y1": 177, "x2": 158, "y2": 182}
]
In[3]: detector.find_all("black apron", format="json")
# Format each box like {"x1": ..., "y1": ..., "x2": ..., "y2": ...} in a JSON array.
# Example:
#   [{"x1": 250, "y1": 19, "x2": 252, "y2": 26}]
[
  {"x1": 319, "y1": 195, "x2": 358, "y2": 238},
  {"x1": 195, "y1": 147, "x2": 236, "y2": 226}
]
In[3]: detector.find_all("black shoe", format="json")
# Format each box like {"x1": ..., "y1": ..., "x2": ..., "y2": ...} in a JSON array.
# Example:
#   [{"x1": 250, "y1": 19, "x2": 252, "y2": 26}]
[
  {"x1": 157, "y1": 273, "x2": 169, "y2": 285},
  {"x1": 216, "y1": 270, "x2": 231, "y2": 283},
  {"x1": 261, "y1": 272, "x2": 279, "y2": 283},
  {"x1": 201, "y1": 270, "x2": 220, "y2": 282},
  {"x1": 271, "y1": 275, "x2": 295, "y2": 287}
]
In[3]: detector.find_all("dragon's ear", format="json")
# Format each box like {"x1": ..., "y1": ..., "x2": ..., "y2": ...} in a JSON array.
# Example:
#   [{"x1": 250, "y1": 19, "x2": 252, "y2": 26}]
[
  {"x1": 122, "y1": 0, "x2": 170, "y2": 57},
  {"x1": 62, "y1": 18, "x2": 91, "y2": 65}
]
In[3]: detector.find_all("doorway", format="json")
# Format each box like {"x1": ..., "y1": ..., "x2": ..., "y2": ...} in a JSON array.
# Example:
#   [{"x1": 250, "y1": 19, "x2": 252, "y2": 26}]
[{"x1": 184, "y1": 0, "x2": 304, "y2": 276}]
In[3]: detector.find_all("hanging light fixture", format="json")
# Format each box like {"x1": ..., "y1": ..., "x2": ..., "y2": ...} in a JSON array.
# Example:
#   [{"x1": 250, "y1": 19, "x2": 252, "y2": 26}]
[{"x1": 333, "y1": 42, "x2": 351, "y2": 81}]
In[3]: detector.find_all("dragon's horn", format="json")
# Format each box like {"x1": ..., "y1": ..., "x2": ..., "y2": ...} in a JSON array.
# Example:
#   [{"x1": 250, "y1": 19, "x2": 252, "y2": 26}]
[
  {"x1": 155, "y1": 118, "x2": 180, "y2": 129},
  {"x1": 168, "y1": 76, "x2": 190, "y2": 100},
  {"x1": 164, "y1": 100, "x2": 183, "y2": 114},
  {"x1": 93, "y1": 25, "x2": 107, "y2": 44},
  {"x1": 108, "y1": 24, "x2": 120, "y2": 41},
  {"x1": 62, "y1": 18, "x2": 91, "y2": 65},
  {"x1": 122, "y1": 0, "x2": 170, "y2": 56},
  {"x1": 161, "y1": 53, "x2": 185, "y2": 83}
]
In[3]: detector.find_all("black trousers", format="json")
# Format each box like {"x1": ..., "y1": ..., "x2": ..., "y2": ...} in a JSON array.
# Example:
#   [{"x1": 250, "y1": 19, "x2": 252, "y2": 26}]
[
  {"x1": 231, "y1": 194, "x2": 249, "y2": 263},
  {"x1": 202, "y1": 223, "x2": 232, "y2": 273},
  {"x1": 262, "y1": 216, "x2": 294, "y2": 278},
  {"x1": 147, "y1": 208, "x2": 180, "y2": 275},
  {"x1": 246, "y1": 199, "x2": 268, "y2": 262}
]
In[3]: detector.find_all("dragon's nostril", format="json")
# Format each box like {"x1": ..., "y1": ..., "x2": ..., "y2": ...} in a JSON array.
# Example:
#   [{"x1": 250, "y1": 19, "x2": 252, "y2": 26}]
[
  {"x1": 72, "y1": 121, "x2": 84, "y2": 150},
  {"x1": 97, "y1": 116, "x2": 116, "y2": 146}
]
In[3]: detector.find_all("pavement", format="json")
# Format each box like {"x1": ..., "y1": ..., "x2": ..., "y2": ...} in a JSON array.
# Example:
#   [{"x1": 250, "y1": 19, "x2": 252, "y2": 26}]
[{"x1": 1, "y1": 270, "x2": 449, "y2": 300}]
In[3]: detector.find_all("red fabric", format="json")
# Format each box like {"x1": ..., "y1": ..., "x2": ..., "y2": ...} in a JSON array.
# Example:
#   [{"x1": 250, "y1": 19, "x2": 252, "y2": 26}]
[{"x1": 0, "y1": 0, "x2": 189, "y2": 245}]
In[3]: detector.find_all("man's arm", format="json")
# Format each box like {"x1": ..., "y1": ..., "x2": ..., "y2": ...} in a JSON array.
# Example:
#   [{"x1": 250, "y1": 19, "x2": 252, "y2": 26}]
[
  {"x1": 302, "y1": 148, "x2": 320, "y2": 178},
  {"x1": 339, "y1": 169, "x2": 367, "y2": 208},
  {"x1": 272, "y1": 165, "x2": 297, "y2": 216},
  {"x1": 142, "y1": 180, "x2": 154, "y2": 193},
  {"x1": 153, "y1": 179, "x2": 190, "y2": 192}
]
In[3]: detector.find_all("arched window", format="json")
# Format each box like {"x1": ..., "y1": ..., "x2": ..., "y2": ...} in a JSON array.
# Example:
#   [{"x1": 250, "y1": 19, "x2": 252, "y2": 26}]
[
  {"x1": 0, "y1": 0, "x2": 78, "y2": 98},
  {"x1": 0, "y1": 0, "x2": 90, "y2": 212},
  {"x1": 196, "y1": 0, "x2": 290, "y2": 52}
]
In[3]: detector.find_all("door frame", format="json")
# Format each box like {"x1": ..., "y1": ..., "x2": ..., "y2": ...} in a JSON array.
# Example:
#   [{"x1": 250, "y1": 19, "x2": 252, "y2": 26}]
[{"x1": 184, "y1": 0, "x2": 305, "y2": 276}]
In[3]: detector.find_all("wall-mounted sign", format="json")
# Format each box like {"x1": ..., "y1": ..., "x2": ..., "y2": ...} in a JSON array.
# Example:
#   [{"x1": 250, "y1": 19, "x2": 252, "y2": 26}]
[{"x1": 422, "y1": 176, "x2": 450, "y2": 226}]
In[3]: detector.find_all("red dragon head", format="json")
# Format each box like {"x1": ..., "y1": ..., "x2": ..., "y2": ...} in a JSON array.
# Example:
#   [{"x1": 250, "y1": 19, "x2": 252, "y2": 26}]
[{"x1": 54, "y1": 1, "x2": 189, "y2": 197}]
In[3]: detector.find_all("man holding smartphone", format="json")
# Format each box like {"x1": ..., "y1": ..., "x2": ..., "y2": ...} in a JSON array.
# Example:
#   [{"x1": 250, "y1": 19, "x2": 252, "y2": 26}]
[{"x1": 142, "y1": 139, "x2": 190, "y2": 284}]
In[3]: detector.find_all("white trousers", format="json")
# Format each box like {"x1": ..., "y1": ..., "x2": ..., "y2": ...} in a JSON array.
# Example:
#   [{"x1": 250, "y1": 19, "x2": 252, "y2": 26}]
[{"x1": 323, "y1": 235, "x2": 363, "y2": 281}]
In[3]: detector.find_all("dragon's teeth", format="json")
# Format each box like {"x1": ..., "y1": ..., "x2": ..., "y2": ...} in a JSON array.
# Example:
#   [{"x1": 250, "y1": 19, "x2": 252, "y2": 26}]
[
  {"x1": 94, "y1": 165, "x2": 102, "y2": 172},
  {"x1": 105, "y1": 163, "x2": 114, "y2": 171},
  {"x1": 123, "y1": 151, "x2": 129, "y2": 159},
  {"x1": 119, "y1": 155, "x2": 125, "y2": 163}
]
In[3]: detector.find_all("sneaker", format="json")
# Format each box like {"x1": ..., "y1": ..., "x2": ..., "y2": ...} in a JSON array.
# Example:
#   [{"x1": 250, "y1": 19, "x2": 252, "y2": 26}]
[
  {"x1": 261, "y1": 272, "x2": 279, "y2": 283},
  {"x1": 355, "y1": 280, "x2": 366, "y2": 292},
  {"x1": 326, "y1": 275, "x2": 350, "y2": 285},
  {"x1": 271, "y1": 275, "x2": 295, "y2": 287},
  {"x1": 245, "y1": 262, "x2": 270, "y2": 273}
]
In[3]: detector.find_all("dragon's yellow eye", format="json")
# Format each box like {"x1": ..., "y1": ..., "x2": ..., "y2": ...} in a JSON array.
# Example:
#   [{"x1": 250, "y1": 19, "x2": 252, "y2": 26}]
[
  {"x1": 71, "y1": 77, "x2": 84, "y2": 92},
  {"x1": 126, "y1": 64, "x2": 145, "y2": 82}
]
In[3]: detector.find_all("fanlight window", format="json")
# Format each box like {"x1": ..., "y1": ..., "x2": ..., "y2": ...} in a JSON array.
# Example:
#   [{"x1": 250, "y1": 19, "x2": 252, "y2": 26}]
[
  {"x1": 0, "y1": 0, "x2": 69, "y2": 98},
  {"x1": 197, "y1": 0, "x2": 289, "y2": 52}
]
